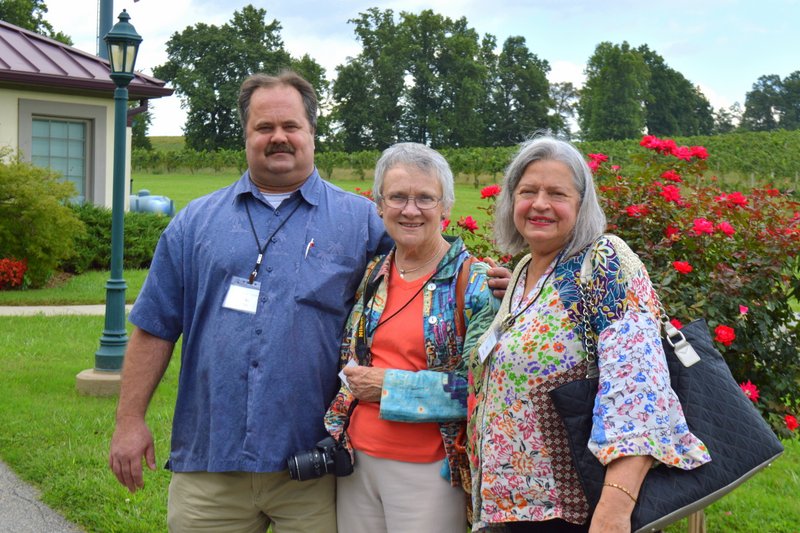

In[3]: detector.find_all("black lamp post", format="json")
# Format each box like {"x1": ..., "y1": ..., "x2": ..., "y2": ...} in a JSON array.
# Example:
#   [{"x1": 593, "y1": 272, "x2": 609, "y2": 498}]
[{"x1": 94, "y1": 9, "x2": 142, "y2": 372}]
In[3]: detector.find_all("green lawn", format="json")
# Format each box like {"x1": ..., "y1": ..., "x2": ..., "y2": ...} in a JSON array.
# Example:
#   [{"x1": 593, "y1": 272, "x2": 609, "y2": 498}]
[
  {"x1": 133, "y1": 171, "x2": 495, "y2": 223},
  {"x1": 0, "y1": 269, "x2": 149, "y2": 306}
]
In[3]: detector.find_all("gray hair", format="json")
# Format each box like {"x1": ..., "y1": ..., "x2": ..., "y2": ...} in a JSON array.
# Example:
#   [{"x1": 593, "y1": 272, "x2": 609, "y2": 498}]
[
  {"x1": 238, "y1": 70, "x2": 318, "y2": 132},
  {"x1": 373, "y1": 143, "x2": 456, "y2": 211},
  {"x1": 494, "y1": 135, "x2": 607, "y2": 258}
]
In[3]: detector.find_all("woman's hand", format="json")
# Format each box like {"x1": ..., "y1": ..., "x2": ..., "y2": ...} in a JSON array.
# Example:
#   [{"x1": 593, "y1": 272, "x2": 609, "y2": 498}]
[
  {"x1": 588, "y1": 489, "x2": 635, "y2": 533},
  {"x1": 343, "y1": 366, "x2": 386, "y2": 402},
  {"x1": 588, "y1": 455, "x2": 652, "y2": 533},
  {"x1": 484, "y1": 257, "x2": 511, "y2": 299}
]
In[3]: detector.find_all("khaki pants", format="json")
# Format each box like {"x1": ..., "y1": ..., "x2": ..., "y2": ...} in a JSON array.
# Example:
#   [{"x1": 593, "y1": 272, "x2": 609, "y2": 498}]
[
  {"x1": 336, "y1": 451, "x2": 467, "y2": 533},
  {"x1": 168, "y1": 470, "x2": 336, "y2": 533}
]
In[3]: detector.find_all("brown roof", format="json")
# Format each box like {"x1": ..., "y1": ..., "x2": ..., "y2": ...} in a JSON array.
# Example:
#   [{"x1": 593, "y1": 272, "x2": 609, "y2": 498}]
[{"x1": 0, "y1": 20, "x2": 173, "y2": 99}]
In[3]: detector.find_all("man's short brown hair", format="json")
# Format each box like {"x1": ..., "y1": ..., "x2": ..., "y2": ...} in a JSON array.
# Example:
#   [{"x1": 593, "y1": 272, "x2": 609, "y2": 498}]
[{"x1": 238, "y1": 71, "x2": 318, "y2": 133}]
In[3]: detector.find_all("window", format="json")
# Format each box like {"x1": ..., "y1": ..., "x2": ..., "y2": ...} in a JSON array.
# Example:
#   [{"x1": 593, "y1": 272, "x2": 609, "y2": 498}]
[
  {"x1": 18, "y1": 99, "x2": 108, "y2": 206},
  {"x1": 31, "y1": 118, "x2": 88, "y2": 203}
]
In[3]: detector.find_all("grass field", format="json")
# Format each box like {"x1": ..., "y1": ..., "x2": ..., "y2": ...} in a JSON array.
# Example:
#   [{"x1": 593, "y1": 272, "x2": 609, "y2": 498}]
[
  {"x1": 134, "y1": 170, "x2": 494, "y2": 223},
  {"x1": 0, "y1": 313, "x2": 797, "y2": 532}
]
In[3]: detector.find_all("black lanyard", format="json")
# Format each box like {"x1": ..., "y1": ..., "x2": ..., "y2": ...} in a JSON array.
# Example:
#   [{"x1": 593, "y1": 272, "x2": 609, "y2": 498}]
[
  {"x1": 354, "y1": 249, "x2": 463, "y2": 364},
  {"x1": 501, "y1": 253, "x2": 562, "y2": 332},
  {"x1": 243, "y1": 195, "x2": 303, "y2": 284}
]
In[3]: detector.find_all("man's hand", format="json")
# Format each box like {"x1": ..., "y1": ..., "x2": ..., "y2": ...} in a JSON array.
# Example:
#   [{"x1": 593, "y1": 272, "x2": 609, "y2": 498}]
[
  {"x1": 484, "y1": 257, "x2": 511, "y2": 299},
  {"x1": 343, "y1": 365, "x2": 386, "y2": 403},
  {"x1": 109, "y1": 416, "x2": 157, "y2": 493}
]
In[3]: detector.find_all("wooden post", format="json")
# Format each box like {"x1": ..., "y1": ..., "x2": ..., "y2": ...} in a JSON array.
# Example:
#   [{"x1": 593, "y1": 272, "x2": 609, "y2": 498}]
[{"x1": 687, "y1": 510, "x2": 706, "y2": 533}]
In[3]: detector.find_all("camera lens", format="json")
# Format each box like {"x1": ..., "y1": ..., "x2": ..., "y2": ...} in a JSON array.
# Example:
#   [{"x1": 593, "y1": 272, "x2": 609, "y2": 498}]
[{"x1": 287, "y1": 449, "x2": 328, "y2": 481}]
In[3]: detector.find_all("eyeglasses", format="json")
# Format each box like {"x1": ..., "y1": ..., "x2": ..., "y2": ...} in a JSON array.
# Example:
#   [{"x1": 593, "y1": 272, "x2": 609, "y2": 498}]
[{"x1": 382, "y1": 194, "x2": 441, "y2": 210}]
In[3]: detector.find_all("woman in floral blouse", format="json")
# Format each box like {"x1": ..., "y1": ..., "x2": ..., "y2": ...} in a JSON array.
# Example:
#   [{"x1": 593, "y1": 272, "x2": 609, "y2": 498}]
[
  {"x1": 467, "y1": 136, "x2": 710, "y2": 532},
  {"x1": 325, "y1": 143, "x2": 499, "y2": 533}
]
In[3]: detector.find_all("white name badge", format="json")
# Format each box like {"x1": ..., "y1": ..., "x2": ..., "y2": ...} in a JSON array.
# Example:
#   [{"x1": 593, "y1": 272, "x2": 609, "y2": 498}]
[
  {"x1": 478, "y1": 328, "x2": 499, "y2": 363},
  {"x1": 222, "y1": 277, "x2": 261, "y2": 314},
  {"x1": 338, "y1": 359, "x2": 358, "y2": 389}
]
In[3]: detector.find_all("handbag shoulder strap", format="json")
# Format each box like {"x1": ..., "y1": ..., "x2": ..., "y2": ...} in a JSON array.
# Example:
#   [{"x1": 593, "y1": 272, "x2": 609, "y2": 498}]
[
  {"x1": 579, "y1": 236, "x2": 700, "y2": 369},
  {"x1": 455, "y1": 255, "x2": 480, "y2": 338}
]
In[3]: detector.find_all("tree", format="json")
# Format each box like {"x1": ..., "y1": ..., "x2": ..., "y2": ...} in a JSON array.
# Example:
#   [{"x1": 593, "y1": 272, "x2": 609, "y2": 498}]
[
  {"x1": 637, "y1": 45, "x2": 713, "y2": 137},
  {"x1": 291, "y1": 54, "x2": 332, "y2": 148},
  {"x1": 331, "y1": 8, "x2": 406, "y2": 151},
  {"x1": 0, "y1": 0, "x2": 72, "y2": 44},
  {"x1": 482, "y1": 36, "x2": 553, "y2": 145},
  {"x1": 549, "y1": 82, "x2": 579, "y2": 139},
  {"x1": 153, "y1": 5, "x2": 324, "y2": 151},
  {"x1": 777, "y1": 70, "x2": 800, "y2": 130},
  {"x1": 399, "y1": 11, "x2": 486, "y2": 147},
  {"x1": 578, "y1": 42, "x2": 650, "y2": 141},
  {"x1": 713, "y1": 102, "x2": 743, "y2": 134},
  {"x1": 131, "y1": 107, "x2": 153, "y2": 150},
  {"x1": 741, "y1": 75, "x2": 782, "y2": 131}
]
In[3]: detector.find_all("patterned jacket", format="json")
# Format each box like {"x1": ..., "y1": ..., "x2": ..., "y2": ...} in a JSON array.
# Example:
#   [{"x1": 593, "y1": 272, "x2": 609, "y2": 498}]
[{"x1": 324, "y1": 236, "x2": 500, "y2": 485}]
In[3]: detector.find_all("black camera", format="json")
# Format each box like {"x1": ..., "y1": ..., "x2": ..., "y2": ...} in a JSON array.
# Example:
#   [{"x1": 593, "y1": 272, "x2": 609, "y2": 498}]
[{"x1": 287, "y1": 436, "x2": 354, "y2": 481}]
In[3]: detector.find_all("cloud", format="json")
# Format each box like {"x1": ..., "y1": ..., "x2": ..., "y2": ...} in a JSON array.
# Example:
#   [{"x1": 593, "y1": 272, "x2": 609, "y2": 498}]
[{"x1": 549, "y1": 61, "x2": 586, "y2": 88}]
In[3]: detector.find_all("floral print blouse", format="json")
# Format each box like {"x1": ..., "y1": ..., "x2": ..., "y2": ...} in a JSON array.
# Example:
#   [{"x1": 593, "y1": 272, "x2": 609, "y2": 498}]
[{"x1": 466, "y1": 235, "x2": 710, "y2": 531}]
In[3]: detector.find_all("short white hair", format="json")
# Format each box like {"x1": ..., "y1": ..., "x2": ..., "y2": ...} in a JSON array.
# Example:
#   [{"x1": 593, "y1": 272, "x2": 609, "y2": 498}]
[{"x1": 373, "y1": 143, "x2": 455, "y2": 211}]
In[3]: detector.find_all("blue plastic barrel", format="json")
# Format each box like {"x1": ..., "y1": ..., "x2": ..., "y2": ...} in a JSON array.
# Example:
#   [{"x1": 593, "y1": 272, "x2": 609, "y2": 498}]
[{"x1": 129, "y1": 189, "x2": 175, "y2": 216}]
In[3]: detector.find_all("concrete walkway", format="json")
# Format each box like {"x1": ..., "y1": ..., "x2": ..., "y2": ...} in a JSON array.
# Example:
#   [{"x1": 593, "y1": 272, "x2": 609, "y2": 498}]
[
  {"x1": 0, "y1": 304, "x2": 114, "y2": 532},
  {"x1": 0, "y1": 461, "x2": 84, "y2": 533},
  {"x1": 0, "y1": 304, "x2": 132, "y2": 316}
]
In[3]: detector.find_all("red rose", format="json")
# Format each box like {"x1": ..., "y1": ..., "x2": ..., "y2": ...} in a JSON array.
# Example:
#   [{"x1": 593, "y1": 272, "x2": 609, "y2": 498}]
[
  {"x1": 588, "y1": 153, "x2": 609, "y2": 163},
  {"x1": 727, "y1": 191, "x2": 749, "y2": 207},
  {"x1": 691, "y1": 217, "x2": 715, "y2": 235},
  {"x1": 716, "y1": 221, "x2": 735, "y2": 236},
  {"x1": 457, "y1": 216, "x2": 479, "y2": 232},
  {"x1": 672, "y1": 145, "x2": 692, "y2": 161},
  {"x1": 480, "y1": 185, "x2": 501, "y2": 199},
  {"x1": 785, "y1": 414, "x2": 799, "y2": 432},
  {"x1": 672, "y1": 261, "x2": 693, "y2": 274},
  {"x1": 664, "y1": 225, "x2": 680, "y2": 239},
  {"x1": 739, "y1": 380, "x2": 759, "y2": 402},
  {"x1": 714, "y1": 325, "x2": 736, "y2": 347},
  {"x1": 690, "y1": 146, "x2": 709, "y2": 160},
  {"x1": 625, "y1": 204, "x2": 649, "y2": 218},
  {"x1": 659, "y1": 184, "x2": 683, "y2": 204}
]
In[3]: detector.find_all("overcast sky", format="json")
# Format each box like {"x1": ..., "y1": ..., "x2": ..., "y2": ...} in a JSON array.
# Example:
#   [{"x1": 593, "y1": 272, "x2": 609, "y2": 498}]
[{"x1": 47, "y1": 0, "x2": 800, "y2": 136}]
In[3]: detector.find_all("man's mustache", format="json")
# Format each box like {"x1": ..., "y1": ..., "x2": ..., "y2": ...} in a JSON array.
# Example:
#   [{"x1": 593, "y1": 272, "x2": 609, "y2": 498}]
[{"x1": 265, "y1": 143, "x2": 295, "y2": 155}]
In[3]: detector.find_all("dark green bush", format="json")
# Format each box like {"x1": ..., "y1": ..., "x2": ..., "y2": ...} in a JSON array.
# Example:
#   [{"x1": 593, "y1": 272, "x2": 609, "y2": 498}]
[
  {"x1": 60, "y1": 203, "x2": 170, "y2": 273},
  {"x1": 0, "y1": 152, "x2": 85, "y2": 287}
]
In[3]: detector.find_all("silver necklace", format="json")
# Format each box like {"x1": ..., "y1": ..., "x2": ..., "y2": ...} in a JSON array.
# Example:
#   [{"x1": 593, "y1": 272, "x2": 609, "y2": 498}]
[{"x1": 396, "y1": 242, "x2": 445, "y2": 279}]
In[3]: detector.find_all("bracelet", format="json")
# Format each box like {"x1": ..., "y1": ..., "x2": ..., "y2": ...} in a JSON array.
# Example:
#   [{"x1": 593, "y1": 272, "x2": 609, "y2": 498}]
[{"x1": 603, "y1": 482, "x2": 638, "y2": 504}]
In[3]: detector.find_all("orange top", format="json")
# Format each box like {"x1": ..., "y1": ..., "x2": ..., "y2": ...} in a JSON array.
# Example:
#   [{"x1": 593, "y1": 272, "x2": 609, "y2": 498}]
[{"x1": 348, "y1": 264, "x2": 446, "y2": 463}]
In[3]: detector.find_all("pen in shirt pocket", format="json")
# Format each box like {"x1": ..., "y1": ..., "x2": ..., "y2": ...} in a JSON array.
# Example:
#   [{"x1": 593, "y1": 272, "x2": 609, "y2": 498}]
[{"x1": 304, "y1": 238, "x2": 315, "y2": 258}]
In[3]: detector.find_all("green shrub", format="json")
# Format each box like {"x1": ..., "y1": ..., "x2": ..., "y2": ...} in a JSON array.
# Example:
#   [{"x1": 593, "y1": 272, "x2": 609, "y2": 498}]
[
  {"x1": 0, "y1": 152, "x2": 85, "y2": 287},
  {"x1": 60, "y1": 203, "x2": 170, "y2": 273}
]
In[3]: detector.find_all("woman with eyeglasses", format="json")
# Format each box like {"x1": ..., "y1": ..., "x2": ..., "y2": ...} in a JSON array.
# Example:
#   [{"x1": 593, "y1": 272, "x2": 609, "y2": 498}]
[{"x1": 324, "y1": 142, "x2": 500, "y2": 532}]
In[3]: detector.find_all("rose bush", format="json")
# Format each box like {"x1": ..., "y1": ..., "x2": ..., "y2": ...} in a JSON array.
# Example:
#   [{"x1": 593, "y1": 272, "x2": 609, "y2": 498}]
[
  {"x1": 0, "y1": 258, "x2": 27, "y2": 290},
  {"x1": 591, "y1": 135, "x2": 800, "y2": 437},
  {"x1": 448, "y1": 135, "x2": 800, "y2": 436}
]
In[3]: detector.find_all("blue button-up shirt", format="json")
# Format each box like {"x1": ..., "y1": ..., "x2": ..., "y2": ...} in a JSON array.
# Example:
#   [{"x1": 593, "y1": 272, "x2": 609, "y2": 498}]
[{"x1": 129, "y1": 169, "x2": 392, "y2": 472}]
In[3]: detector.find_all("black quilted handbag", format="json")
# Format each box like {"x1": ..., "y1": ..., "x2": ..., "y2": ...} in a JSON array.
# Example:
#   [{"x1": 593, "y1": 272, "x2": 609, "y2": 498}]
[{"x1": 550, "y1": 318, "x2": 784, "y2": 532}]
